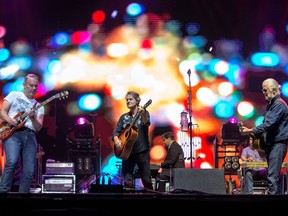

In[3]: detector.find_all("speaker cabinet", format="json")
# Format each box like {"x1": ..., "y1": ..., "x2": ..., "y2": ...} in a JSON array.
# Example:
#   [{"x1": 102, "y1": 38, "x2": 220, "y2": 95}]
[{"x1": 173, "y1": 168, "x2": 226, "y2": 195}]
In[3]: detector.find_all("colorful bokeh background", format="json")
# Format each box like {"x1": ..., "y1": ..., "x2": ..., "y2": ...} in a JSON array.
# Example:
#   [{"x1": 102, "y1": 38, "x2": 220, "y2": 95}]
[{"x1": 1, "y1": 1, "x2": 288, "y2": 187}]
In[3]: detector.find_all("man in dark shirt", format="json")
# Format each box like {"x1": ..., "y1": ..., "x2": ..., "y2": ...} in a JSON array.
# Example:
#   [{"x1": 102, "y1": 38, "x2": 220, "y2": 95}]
[
  {"x1": 240, "y1": 78, "x2": 288, "y2": 194},
  {"x1": 112, "y1": 91, "x2": 153, "y2": 190},
  {"x1": 157, "y1": 131, "x2": 185, "y2": 191}
]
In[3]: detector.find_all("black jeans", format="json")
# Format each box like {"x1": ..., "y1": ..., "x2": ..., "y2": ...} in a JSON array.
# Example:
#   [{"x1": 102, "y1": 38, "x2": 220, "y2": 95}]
[{"x1": 122, "y1": 150, "x2": 153, "y2": 189}]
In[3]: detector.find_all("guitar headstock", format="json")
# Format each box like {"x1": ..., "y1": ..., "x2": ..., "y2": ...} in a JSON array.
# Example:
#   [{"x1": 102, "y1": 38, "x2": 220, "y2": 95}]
[
  {"x1": 237, "y1": 121, "x2": 244, "y2": 132},
  {"x1": 237, "y1": 121, "x2": 243, "y2": 127},
  {"x1": 57, "y1": 91, "x2": 69, "y2": 100},
  {"x1": 143, "y1": 99, "x2": 152, "y2": 109}
]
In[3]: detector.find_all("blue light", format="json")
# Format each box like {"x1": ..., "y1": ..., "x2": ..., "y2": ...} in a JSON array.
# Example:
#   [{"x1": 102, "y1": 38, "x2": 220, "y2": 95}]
[
  {"x1": 0, "y1": 48, "x2": 10, "y2": 62},
  {"x1": 250, "y1": 52, "x2": 279, "y2": 67},
  {"x1": 255, "y1": 116, "x2": 264, "y2": 126},
  {"x1": 3, "y1": 78, "x2": 24, "y2": 95},
  {"x1": 2, "y1": 82, "x2": 13, "y2": 95},
  {"x1": 53, "y1": 32, "x2": 70, "y2": 46},
  {"x1": 7, "y1": 56, "x2": 32, "y2": 70},
  {"x1": 126, "y1": 3, "x2": 144, "y2": 16},
  {"x1": 78, "y1": 94, "x2": 102, "y2": 111},
  {"x1": 214, "y1": 101, "x2": 234, "y2": 118},
  {"x1": 281, "y1": 82, "x2": 288, "y2": 98}
]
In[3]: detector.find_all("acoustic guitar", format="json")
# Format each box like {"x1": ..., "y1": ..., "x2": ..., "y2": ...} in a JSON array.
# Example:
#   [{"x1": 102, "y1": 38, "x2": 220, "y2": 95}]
[
  {"x1": 238, "y1": 121, "x2": 266, "y2": 150},
  {"x1": 114, "y1": 99, "x2": 152, "y2": 160},
  {"x1": 0, "y1": 91, "x2": 69, "y2": 141}
]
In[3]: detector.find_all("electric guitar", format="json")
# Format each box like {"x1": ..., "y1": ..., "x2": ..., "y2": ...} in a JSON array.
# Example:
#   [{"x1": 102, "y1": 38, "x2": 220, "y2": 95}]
[
  {"x1": 114, "y1": 99, "x2": 152, "y2": 160},
  {"x1": 0, "y1": 91, "x2": 69, "y2": 141},
  {"x1": 238, "y1": 121, "x2": 266, "y2": 150}
]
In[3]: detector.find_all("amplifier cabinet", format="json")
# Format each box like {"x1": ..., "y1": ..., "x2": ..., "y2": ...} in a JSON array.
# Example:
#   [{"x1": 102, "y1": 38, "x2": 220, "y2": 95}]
[
  {"x1": 45, "y1": 162, "x2": 75, "y2": 175},
  {"x1": 42, "y1": 175, "x2": 76, "y2": 193}
]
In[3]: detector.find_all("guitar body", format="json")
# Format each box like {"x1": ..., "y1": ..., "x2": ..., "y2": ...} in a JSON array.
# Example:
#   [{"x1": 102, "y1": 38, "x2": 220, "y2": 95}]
[
  {"x1": 0, "y1": 112, "x2": 26, "y2": 140},
  {"x1": 238, "y1": 121, "x2": 266, "y2": 151},
  {"x1": 0, "y1": 91, "x2": 69, "y2": 141},
  {"x1": 252, "y1": 133, "x2": 266, "y2": 151},
  {"x1": 114, "y1": 125, "x2": 138, "y2": 160}
]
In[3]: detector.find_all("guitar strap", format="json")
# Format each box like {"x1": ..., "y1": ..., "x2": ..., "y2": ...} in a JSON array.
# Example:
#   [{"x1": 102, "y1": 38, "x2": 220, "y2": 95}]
[
  {"x1": 31, "y1": 101, "x2": 38, "y2": 116},
  {"x1": 129, "y1": 111, "x2": 139, "y2": 128},
  {"x1": 31, "y1": 101, "x2": 38, "y2": 110}
]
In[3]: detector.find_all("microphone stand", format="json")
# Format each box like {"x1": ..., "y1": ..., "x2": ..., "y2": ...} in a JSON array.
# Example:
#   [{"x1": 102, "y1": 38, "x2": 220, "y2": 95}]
[
  {"x1": 187, "y1": 69, "x2": 194, "y2": 168},
  {"x1": 169, "y1": 165, "x2": 173, "y2": 192}
]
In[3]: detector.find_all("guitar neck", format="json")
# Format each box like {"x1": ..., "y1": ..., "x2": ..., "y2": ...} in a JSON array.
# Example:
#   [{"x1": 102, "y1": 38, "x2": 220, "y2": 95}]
[
  {"x1": 18, "y1": 95, "x2": 58, "y2": 121},
  {"x1": 33, "y1": 95, "x2": 56, "y2": 111},
  {"x1": 127, "y1": 99, "x2": 152, "y2": 130},
  {"x1": 131, "y1": 112, "x2": 141, "y2": 126}
]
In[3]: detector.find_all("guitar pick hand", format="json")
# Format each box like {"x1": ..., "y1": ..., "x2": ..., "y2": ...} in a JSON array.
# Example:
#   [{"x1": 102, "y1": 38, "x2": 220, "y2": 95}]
[
  {"x1": 8, "y1": 117, "x2": 18, "y2": 126},
  {"x1": 114, "y1": 139, "x2": 122, "y2": 149},
  {"x1": 28, "y1": 109, "x2": 36, "y2": 118}
]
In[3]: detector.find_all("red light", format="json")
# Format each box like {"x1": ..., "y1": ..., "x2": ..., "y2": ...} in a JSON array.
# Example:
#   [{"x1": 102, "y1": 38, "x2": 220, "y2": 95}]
[
  {"x1": 141, "y1": 39, "x2": 153, "y2": 49},
  {"x1": 92, "y1": 10, "x2": 106, "y2": 24},
  {"x1": 71, "y1": 31, "x2": 91, "y2": 45}
]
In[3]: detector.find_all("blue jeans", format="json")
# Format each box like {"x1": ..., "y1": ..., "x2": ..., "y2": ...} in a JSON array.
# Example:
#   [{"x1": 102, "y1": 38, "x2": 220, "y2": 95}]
[
  {"x1": 266, "y1": 142, "x2": 287, "y2": 194},
  {"x1": 0, "y1": 128, "x2": 37, "y2": 193},
  {"x1": 244, "y1": 169, "x2": 267, "y2": 194}
]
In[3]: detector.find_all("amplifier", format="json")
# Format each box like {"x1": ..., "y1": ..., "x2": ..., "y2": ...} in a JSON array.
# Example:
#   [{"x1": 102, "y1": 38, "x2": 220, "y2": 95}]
[
  {"x1": 45, "y1": 162, "x2": 75, "y2": 175},
  {"x1": 42, "y1": 175, "x2": 76, "y2": 193}
]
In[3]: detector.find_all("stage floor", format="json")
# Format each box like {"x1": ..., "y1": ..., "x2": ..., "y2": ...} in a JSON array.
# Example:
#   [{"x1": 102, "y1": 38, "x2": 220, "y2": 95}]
[{"x1": 1, "y1": 190, "x2": 288, "y2": 215}]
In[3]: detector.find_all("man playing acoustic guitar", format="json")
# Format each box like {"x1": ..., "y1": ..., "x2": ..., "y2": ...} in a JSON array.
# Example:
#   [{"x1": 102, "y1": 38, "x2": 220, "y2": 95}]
[
  {"x1": 0, "y1": 73, "x2": 44, "y2": 193},
  {"x1": 240, "y1": 78, "x2": 288, "y2": 195},
  {"x1": 112, "y1": 91, "x2": 153, "y2": 190}
]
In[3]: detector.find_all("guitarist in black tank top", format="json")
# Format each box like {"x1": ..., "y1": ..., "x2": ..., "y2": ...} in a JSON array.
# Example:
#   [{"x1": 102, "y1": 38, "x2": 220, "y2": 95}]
[
  {"x1": 112, "y1": 91, "x2": 153, "y2": 190},
  {"x1": 240, "y1": 78, "x2": 288, "y2": 194}
]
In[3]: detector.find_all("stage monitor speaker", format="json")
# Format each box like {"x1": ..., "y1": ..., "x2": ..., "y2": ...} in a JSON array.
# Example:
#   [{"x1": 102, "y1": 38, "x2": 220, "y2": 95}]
[{"x1": 173, "y1": 168, "x2": 226, "y2": 195}]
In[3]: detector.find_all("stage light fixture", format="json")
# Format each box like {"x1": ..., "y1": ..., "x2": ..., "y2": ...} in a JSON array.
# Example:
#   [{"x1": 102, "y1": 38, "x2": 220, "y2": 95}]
[
  {"x1": 221, "y1": 120, "x2": 241, "y2": 145},
  {"x1": 74, "y1": 117, "x2": 95, "y2": 139}
]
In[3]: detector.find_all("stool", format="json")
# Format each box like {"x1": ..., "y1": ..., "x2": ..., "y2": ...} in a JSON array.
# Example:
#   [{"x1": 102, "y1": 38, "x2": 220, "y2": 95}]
[{"x1": 253, "y1": 180, "x2": 268, "y2": 194}]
